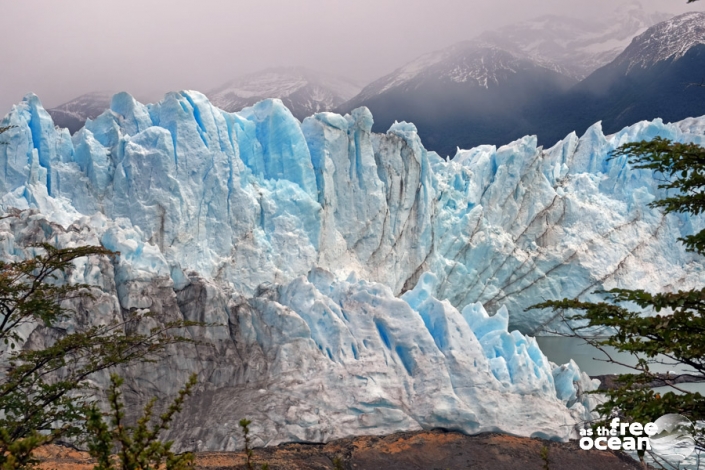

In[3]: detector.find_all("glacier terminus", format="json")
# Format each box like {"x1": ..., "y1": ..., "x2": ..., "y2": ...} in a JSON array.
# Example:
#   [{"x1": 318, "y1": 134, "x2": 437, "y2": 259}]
[{"x1": 0, "y1": 92, "x2": 703, "y2": 450}]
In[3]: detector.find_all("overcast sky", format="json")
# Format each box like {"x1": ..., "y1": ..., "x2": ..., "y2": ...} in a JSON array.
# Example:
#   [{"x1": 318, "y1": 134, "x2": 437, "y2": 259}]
[{"x1": 0, "y1": 0, "x2": 701, "y2": 115}]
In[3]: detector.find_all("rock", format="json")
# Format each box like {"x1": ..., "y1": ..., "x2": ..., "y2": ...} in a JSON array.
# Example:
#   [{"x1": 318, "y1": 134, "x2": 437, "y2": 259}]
[{"x1": 35, "y1": 431, "x2": 652, "y2": 470}]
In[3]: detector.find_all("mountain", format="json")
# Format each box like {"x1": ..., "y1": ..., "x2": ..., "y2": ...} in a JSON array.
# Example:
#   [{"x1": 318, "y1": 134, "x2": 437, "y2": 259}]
[
  {"x1": 338, "y1": 3, "x2": 673, "y2": 156},
  {"x1": 45, "y1": 68, "x2": 361, "y2": 135},
  {"x1": 479, "y1": 2, "x2": 671, "y2": 80},
  {"x1": 1, "y1": 92, "x2": 704, "y2": 449},
  {"x1": 207, "y1": 67, "x2": 361, "y2": 120},
  {"x1": 527, "y1": 11, "x2": 705, "y2": 146},
  {"x1": 339, "y1": 41, "x2": 576, "y2": 156},
  {"x1": 46, "y1": 91, "x2": 113, "y2": 134}
]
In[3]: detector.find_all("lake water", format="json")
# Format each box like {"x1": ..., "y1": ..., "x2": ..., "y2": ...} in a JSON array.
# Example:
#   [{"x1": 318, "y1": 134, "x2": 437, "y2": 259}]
[
  {"x1": 537, "y1": 336, "x2": 704, "y2": 469},
  {"x1": 535, "y1": 336, "x2": 705, "y2": 395}
]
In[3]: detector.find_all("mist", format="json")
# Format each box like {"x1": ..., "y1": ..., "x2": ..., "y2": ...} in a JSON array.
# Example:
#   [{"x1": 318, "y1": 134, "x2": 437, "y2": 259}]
[{"x1": 0, "y1": 0, "x2": 701, "y2": 114}]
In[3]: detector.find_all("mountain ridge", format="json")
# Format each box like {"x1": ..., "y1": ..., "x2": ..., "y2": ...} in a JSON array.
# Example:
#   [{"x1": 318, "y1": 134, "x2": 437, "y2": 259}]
[
  {"x1": 525, "y1": 11, "x2": 705, "y2": 146},
  {"x1": 40, "y1": 4, "x2": 670, "y2": 139},
  {"x1": 477, "y1": 3, "x2": 671, "y2": 80},
  {"x1": 614, "y1": 10, "x2": 705, "y2": 71},
  {"x1": 46, "y1": 91, "x2": 113, "y2": 134},
  {"x1": 338, "y1": 9, "x2": 703, "y2": 156},
  {"x1": 207, "y1": 66, "x2": 361, "y2": 120},
  {"x1": 337, "y1": 41, "x2": 576, "y2": 155}
]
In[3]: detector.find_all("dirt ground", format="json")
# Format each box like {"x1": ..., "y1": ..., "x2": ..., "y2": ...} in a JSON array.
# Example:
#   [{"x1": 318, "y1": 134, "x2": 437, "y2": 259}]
[{"x1": 36, "y1": 430, "x2": 650, "y2": 470}]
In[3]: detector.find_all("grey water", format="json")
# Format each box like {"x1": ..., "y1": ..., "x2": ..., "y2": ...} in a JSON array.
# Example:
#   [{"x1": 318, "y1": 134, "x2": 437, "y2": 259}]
[
  {"x1": 536, "y1": 336, "x2": 705, "y2": 394},
  {"x1": 536, "y1": 336, "x2": 632, "y2": 376},
  {"x1": 537, "y1": 336, "x2": 704, "y2": 469}
]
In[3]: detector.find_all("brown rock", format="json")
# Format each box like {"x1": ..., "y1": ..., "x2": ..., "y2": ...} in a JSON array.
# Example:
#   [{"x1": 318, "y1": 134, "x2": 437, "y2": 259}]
[{"x1": 37, "y1": 431, "x2": 651, "y2": 470}]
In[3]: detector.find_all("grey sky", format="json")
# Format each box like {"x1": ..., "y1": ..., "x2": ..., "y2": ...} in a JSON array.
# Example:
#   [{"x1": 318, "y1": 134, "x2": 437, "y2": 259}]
[{"x1": 0, "y1": 0, "x2": 701, "y2": 115}]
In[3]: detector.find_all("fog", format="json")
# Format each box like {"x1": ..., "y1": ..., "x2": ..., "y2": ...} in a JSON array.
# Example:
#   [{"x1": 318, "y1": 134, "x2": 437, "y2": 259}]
[{"x1": 0, "y1": 0, "x2": 700, "y2": 114}]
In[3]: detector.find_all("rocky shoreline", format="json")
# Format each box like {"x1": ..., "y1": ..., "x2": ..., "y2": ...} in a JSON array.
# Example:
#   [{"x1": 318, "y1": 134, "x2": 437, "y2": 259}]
[
  {"x1": 592, "y1": 373, "x2": 705, "y2": 391},
  {"x1": 37, "y1": 430, "x2": 650, "y2": 470}
]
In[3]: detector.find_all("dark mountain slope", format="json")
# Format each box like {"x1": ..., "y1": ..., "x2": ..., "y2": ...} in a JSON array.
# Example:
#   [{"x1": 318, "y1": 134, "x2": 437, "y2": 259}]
[
  {"x1": 207, "y1": 67, "x2": 361, "y2": 120},
  {"x1": 339, "y1": 43, "x2": 575, "y2": 157},
  {"x1": 340, "y1": 11, "x2": 703, "y2": 156},
  {"x1": 47, "y1": 92, "x2": 112, "y2": 134},
  {"x1": 526, "y1": 11, "x2": 705, "y2": 146}
]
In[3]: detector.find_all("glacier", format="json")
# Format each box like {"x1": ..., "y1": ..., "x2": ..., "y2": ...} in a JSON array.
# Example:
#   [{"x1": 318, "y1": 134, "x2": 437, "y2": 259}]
[{"x1": 1, "y1": 92, "x2": 704, "y2": 449}]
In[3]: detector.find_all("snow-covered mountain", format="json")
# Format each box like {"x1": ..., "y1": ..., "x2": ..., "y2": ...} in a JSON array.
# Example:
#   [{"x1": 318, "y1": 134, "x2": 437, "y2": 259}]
[
  {"x1": 479, "y1": 2, "x2": 671, "y2": 80},
  {"x1": 47, "y1": 91, "x2": 113, "y2": 134},
  {"x1": 339, "y1": 41, "x2": 575, "y2": 154},
  {"x1": 338, "y1": 6, "x2": 702, "y2": 155},
  {"x1": 611, "y1": 10, "x2": 705, "y2": 72},
  {"x1": 526, "y1": 11, "x2": 705, "y2": 146},
  {"x1": 347, "y1": 40, "x2": 571, "y2": 102},
  {"x1": 207, "y1": 67, "x2": 361, "y2": 120},
  {"x1": 1, "y1": 92, "x2": 704, "y2": 449},
  {"x1": 346, "y1": 1, "x2": 669, "y2": 105}
]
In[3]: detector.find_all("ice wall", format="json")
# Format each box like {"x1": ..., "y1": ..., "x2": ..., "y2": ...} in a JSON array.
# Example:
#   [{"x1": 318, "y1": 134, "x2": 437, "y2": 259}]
[
  {"x1": 2, "y1": 92, "x2": 703, "y2": 333},
  {"x1": 0, "y1": 211, "x2": 597, "y2": 448},
  {"x1": 0, "y1": 92, "x2": 702, "y2": 448}
]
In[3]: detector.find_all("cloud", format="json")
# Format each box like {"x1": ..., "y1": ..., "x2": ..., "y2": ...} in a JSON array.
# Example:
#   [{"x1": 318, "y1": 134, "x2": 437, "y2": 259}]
[{"x1": 0, "y1": 0, "x2": 700, "y2": 114}]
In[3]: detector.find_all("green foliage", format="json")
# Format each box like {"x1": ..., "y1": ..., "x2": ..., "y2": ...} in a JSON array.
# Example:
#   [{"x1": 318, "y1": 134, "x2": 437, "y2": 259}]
[
  {"x1": 0, "y1": 431, "x2": 48, "y2": 470},
  {"x1": 613, "y1": 138, "x2": 705, "y2": 252},
  {"x1": 239, "y1": 419, "x2": 254, "y2": 470},
  {"x1": 0, "y1": 242, "x2": 202, "y2": 468},
  {"x1": 238, "y1": 419, "x2": 269, "y2": 470},
  {"x1": 530, "y1": 138, "x2": 705, "y2": 460},
  {"x1": 332, "y1": 456, "x2": 345, "y2": 470},
  {"x1": 540, "y1": 445, "x2": 550, "y2": 470},
  {"x1": 85, "y1": 374, "x2": 196, "y2": 470}
]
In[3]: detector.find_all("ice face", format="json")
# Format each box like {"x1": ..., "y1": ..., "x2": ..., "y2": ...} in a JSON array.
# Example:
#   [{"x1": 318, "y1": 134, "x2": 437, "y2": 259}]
[
  {"x1": 0, "y1": 92, "x2": 702, "y2": 447},
  {"x1": 0, "y1": 211, "x2": 597, "y2": 447},
  {"x1": 4, "y1": 91, "x2": 702, "y2": 334}
]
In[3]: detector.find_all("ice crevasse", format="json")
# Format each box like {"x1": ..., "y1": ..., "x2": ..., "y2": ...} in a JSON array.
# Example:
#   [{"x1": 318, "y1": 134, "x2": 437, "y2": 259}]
[{"x1": 0, "y1": 91, "x2": 703, "y2": 449}]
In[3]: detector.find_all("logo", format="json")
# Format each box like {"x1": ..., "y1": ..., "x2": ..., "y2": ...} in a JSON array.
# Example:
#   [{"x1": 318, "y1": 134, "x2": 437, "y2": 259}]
[
  {"x1": 649, "y1": 414, "x2": 696, "y2": 462},
  {"x1": 579, "y1": 414, "x2": 695, "y2": 462}
]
